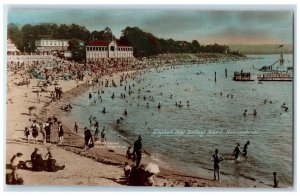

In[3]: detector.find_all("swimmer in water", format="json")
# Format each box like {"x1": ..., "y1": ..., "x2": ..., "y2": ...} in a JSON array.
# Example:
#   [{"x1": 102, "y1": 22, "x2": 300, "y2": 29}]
[{"x1": 253, "y1": 109, "x2": 257, "y2": 117}]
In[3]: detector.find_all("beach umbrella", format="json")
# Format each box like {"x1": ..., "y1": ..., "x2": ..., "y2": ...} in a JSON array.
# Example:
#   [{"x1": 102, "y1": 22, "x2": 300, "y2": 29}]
[
  {"x1": 28, "y1": 106, "x2": 37, "y2": 115},
  {"x1": 145, "y1": 163, "x2": 160, "y2": 174}
]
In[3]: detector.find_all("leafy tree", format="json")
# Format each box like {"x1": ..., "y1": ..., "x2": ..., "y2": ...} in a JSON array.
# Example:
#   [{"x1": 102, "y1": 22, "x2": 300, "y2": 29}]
[
  {"x1": 7, "y1": 23, "x2": 23, "y2": 50},
  {"x1": 7, "y1": 23, "x2": 236, "y2": 57},
  {"x1": 68, "y1": 38, "x2": 86, "y2": 62},
  {"x1": 191, "y1": 40, "x2": 201, "y2": 53}
]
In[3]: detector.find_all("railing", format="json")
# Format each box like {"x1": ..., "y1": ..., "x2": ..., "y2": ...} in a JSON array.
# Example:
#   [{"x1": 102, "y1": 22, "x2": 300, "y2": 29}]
[{"x1": 7, "y1": 54, "x2": 58, "y2": 61}]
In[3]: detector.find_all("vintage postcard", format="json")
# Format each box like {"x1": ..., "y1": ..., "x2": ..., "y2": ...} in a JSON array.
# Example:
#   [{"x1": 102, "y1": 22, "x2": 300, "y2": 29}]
[{"x1": 4, "y1": 5, "x2": 294, "y2": 189}]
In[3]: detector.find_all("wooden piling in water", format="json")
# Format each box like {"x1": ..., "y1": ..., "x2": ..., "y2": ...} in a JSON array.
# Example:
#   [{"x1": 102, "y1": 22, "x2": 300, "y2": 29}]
[
  {"x1": 215, "y1": 72, "x2": 216, "y2": 82},
  {"x1": 225, "y1": 69, "x2": 227, "y2": 78}
]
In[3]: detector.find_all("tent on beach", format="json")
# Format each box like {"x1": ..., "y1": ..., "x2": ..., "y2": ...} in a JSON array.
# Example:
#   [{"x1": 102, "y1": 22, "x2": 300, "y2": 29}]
[{"x1": 31, "y1": 70, "x2": 45, "y2": 80}]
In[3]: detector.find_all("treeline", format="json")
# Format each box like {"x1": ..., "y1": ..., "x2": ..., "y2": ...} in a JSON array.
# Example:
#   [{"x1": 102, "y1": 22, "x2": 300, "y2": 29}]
[
  {"x1": 8, "y1": 23, "x2": 238, "y2": 58},
  {"x1": 8, "y1": 23, "x2": 90, "y2": 53},
  {"x1": 119, "y1": 27, "x2": 231, "y2": 56}
]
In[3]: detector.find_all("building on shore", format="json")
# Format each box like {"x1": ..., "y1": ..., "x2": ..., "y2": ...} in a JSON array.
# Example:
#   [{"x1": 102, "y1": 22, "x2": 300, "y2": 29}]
[
  {"x1": 7, "y1": 39, "x2": 20, "y2": 55},
  {"x1": 86, "y1": 40, "x2": 134, "y2": 62},
  {"x1": 35, "y1": 38, "x2": 69, "y2": 54}
]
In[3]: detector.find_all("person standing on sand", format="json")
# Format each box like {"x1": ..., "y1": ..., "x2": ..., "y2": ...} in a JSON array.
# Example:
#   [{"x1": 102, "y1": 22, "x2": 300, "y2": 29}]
[
  {"x1": 32, "y1": 150, "x2": 44, "y2": 172},
  {"x1": 133, "y1": 135, "x2": 143, "y2": 167},
  {"x1": 273, "y1": 172, "x2": 279, "y2": 188},
  {"x1": 40, "y1": 122, "x2": 48, "y2": 144},
  {"x1": 84, "y1": 127, "x2": 93, "y2": 149},
  {"x1": 11, "y1": 153, "x2": 24, "y2": 171},
  {"x1": 31, "y1": 120, "x2": 40, "y2": 144},
  {"x1": 101, "y1": 127, "x2": 106, "y2": 142},
  {"x1": 58, "y1": 87, "x2": 63, "y2": 100},
  {"x1": 58, "y1": 121, "x2": 64, "y2": 145},
  {"x1": 74, "y1": 122, "x2": 78, "y2": 133},
  {"x1": 94, "y1": 125, "x2": 100, "y2": 141},
  {"x1": 211, "y1": 149, "x2": 224, "y2": 181},
  {"x1": 31, "y1": 148, "x2": 39, "y2": 170},
  {"x1": 24, "y1": 127, "x2": 30, "y2": 143},
  {"x1": 45, "y1": 120, "x2": 51, "y2": 143}
]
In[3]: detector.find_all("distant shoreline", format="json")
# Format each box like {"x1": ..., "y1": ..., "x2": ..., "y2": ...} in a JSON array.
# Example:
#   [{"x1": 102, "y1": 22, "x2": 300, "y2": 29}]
[{"x1": 228, "y1": 44, "x2": 293, "y2": 55}]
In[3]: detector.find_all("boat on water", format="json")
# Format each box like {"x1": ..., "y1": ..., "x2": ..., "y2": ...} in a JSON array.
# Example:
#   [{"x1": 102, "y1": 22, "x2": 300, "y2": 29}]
[
  {"x1": 259, "y1": 65, "x2": 273, "y2": 72},
  {"x1": 257, "y1": 71, "x2": 292, "y2": 81},
  {"x1": 233, "y1": 70, "x2": 254, "y2": 81},
  {"x1": 257, "y1": 45, "x2": 293, "y2": 82}
]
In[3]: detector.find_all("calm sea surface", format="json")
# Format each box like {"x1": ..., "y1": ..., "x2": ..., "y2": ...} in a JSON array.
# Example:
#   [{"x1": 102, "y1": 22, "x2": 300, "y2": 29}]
[{"x1": 65, "y1": 55, "x2": 293, "y2": 187}]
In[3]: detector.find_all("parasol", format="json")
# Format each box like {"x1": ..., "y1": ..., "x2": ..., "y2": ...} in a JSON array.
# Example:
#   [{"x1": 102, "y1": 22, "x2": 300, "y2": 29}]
[
  {"x1": 145, "y1": 163, "x2": 160, "y2": 174},
  {"x1": 28, "y1": 106, "x2": 37, "y2": 115}
]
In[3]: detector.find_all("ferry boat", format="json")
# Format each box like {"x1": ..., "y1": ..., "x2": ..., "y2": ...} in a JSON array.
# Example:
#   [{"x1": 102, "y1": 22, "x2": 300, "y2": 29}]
[
  {"x1": 257, "y1": 45, "x2": 293, "y2": 82},
  {"x1": 233, "y1": 70, "x2": 254, "y2": 81},
  {"x1": 257, "y1": 71, "x2": 292, "y2": 81}
]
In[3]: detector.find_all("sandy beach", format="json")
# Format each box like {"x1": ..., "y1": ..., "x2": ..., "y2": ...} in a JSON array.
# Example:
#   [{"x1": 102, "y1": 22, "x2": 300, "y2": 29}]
[{"x1": 5, "y1": 55, "x2": 272, "y2": 188}]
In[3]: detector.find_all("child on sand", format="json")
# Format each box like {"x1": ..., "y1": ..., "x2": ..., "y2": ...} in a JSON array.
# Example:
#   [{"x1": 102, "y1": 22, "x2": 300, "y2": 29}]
[
  {"x1": 126, "y1": 146, "x2": 133, "y2": 160},
  {"x1": 58, "y1": 121, "x2": 64, "y2": 145},
  {"x1": 24, "y1": 127, "x2": 30, "y2": 143},
  {"x1": 45, "y1": 147, "x2": 53, "y2": 160},
  {"x1": 124, "y1": 162, "x2": 132, "y2": 178}
]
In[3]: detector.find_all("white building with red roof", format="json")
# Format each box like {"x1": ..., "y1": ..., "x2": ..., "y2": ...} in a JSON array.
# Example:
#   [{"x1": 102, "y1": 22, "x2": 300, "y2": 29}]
[{"x1": 86, "y1": 40, "x2": 133, "y2": 62}]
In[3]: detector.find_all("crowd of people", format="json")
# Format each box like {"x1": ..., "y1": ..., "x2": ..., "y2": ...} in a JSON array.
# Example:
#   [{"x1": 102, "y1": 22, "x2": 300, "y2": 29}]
[
  {"x1": 23, "y1": 116, "x2": 63, "y2": 145},
  {"x1": 7, "y1": 53, "x2": 285, "y2": 187},
  {"x1": 7, "y1": 147, "x2": 65, "y2": 185}
]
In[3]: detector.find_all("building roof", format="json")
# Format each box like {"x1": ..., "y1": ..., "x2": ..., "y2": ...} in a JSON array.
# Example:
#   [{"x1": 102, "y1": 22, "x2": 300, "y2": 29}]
[
  {"x1": 116, "y1": 40, "x2": 130, "y2": 47},
  {"x1": 89, "y1": 40, "x2": 132, "y2": 47},
  {"x1": 89, "y1": 40, "x2": 110, "y2": 46}
]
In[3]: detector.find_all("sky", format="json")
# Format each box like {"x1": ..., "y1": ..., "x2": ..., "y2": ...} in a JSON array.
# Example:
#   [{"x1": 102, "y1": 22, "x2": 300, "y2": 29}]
[{"x1": 6, "y1": 6, "x2": 294, "y2": 45}]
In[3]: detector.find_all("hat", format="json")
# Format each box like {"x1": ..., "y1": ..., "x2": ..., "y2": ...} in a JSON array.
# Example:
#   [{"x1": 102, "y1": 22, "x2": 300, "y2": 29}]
[
  {"x1": 34, "y1": 148, "x2": 39, "y2": 151},
  {"x1": 138, "y1": 135, "x2": 142, "y2": 140},
  {"x1": 237, "y1": 143, "x2": 240, "y2": 146}
]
